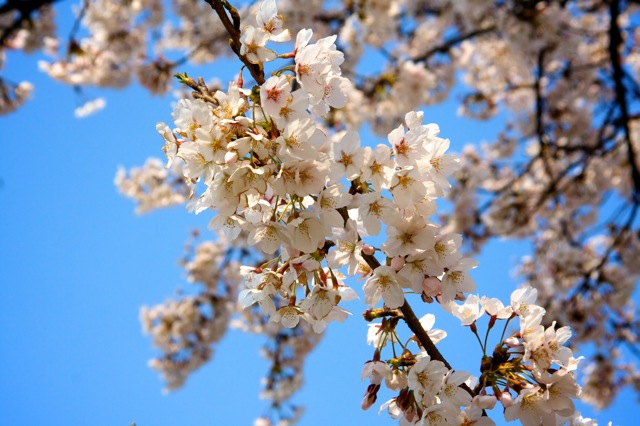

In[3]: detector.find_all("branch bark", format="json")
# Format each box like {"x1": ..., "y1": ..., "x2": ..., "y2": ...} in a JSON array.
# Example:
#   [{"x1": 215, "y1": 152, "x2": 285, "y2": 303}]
[
  {"x1": 0, "y1": 0, "x2": 63, "y2": 47},
  {"x1": 609, "y1": 0, "x2": 640, "y2": 202},
  {"x1": 203, "y1": 0, "x2": 265, "y2": 85},
  {"x1": 361, "y1": 252, "x2": 476, "y2": 398}
]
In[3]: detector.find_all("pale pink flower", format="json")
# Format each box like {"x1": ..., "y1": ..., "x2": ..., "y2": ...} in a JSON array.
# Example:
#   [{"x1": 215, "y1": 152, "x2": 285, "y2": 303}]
[
  {"x1": 504, "y1": 388, "x2": 554, "y2": 426},
  {"x1": 422, "y1": 137, "x2": 460, "y2": 191},
  {"x1": 363, "y1": 266, "x2": 408, "y2": 308},
  {"x1": 157, "y1": 122, "x2": 178, "y2": 167},
  {"x1": 247, "y1": 222, "x2": 289, "y2": 254},
  {"x1": 473, "y1": 394, "x2": 497, "y2": 410},
  {"x1": 419, "y1": 313, "x2": 447, "y2": 344},
  {"x1": 398, "y1": 253, "x2": 431, "y2": 292},
  {"x1": 240, "y1": 26, "x2": 277, "y2": 64},
  {"x1": 363, "y1": 144, "x2": 395, "y2": 190},
  {"x1": 255, "y1": 0, "x2": 290, "y2": 42},
  {"x1": 299, "y1": 286, "x2": 339, "y2": 321},
  {"x1": 329, "y1": 130, "x2": 365, "y2": 182},
  {"x1": 480, "y1": 296, "x2": 513, "y2": 319},
  {"x1": 361, "y1": 360, "x2": 391, "y2": 385},
  {"x1": 422, "y1": 276, "x2": 442, "y2": 297},
  {"x1": 390, "y1": 167, "x2": 429, "y2": 209},
  {"x1": 511, "y1": 285, "x2": 544, "y2": 318},
  {"x1": 445, "y1": 294, "x2": 485, "y2": 326},
  {"x1": 309, "y1": 75, "x2": 351, "y2": 116},
  {"x1": 327, "y1": 220, "x2": 364, "y2": 276},
  {"x1": 260, "y1": 75, "x2": 291, "y2": 118},
  {"x1": 407, "y1": 355, "x2": 448, "y2": 404},
  {"x1": 385, "y1": 369, "x2": 408, "y2": 391},
  {"x1": 441, "y1": 258, "x2": 478, "y2": 303},
  {"x1": 441, "y1": 370, "x2": 473, "y2": 409},
  {"x1": 303, "y1": 305, "x2": 350, "y2": 333},
  {"x1": 275, "y1": 118, "x2": 318, "y2": 161},
  {"x1": 273, "y1": 160, "x2": 328, "y2": 197},
  {"x1": 295, "y1": 34, "x2": 341, "y2": 97},
  {"x1": 458, "y1": 406, "x2": 496, "y2": 426},
  {"x1": 287, "y1": 213, "x2": 325, "y2": 254},
  {"x1": 271, "y1": 89, "x2": 310, "y2": 127},
  {"x1": 214, "y1": 82, "x2": 248, "y2": 120},
  {"x1": 388, "y1": 124, "x2": 427, "y2": 167},
  {"x1": 353, "y1": 192, "x2": 396, "y2": 237},
  {"x1": 172, "y1": 98, "x2": 213, "y2": 140},
  {"x1": 207, "y1": 214, "x2": 247, "y2": 241},
  {"x1": 272, "y1": 306, "x2": 301, "y2": 328},
  {"x1": 382, "y1": 215, "x2": 436, "y2": 258},
  {"x1": 541, "y1": 372, "x2": 581, "y2": 417},
  {"x1": 313, "y1": 184, "x2": 352, "y2": 230}
]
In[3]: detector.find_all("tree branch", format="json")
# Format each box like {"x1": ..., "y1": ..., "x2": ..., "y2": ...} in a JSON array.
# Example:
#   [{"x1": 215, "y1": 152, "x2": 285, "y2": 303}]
[
  {"x1": 411, "y1": 25, "x2": 496, "y2": 63},
  {"x1": 609, "y1": 0, "x2": 640, "y2": 202},
  {"x1": 203, "y1": 0, "x2": 265, "y2": 85},
  {"x1": 361, "y1": 252, "x2": 476, "y2": 398},
  {"x1": 0, "y1": 0, "x2": 63, "y2": 47}
]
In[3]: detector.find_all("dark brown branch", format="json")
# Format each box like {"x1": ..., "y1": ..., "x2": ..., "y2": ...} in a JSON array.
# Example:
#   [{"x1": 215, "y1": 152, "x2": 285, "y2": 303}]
[
  {"x1": 361, "y1": 252, "x2": 475, "y2": 398},
  {"x1": 203, "y1": 0, "x2": 265, "y2": 85},
  {"x1": 609, "y1": 0, "x2": 640, "y2": 202},
  {"x1": 0, "y1": 0, "x2": 62, "y2": 47},
  {"x1": 412, "y1": 25, "x2": 496, "y2": 63},
  {"x1": 534, "y1": 49, "x2": 554, "y2": 179}
]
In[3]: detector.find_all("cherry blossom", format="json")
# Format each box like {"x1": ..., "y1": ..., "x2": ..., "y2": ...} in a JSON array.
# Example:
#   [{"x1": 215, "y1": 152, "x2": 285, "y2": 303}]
[{"x1": 24, "y1": 0, "x2": 616, "y2": 423}]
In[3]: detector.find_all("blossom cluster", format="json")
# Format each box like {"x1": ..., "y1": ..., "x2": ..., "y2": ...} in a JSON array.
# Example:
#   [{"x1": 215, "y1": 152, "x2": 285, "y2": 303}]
[
  {"x1": 141, "y1": 1, "x2": 592, "y2": 424},
  {"x1": 140, "y1": 238, "x2": 238, "y2": 390},
  {"x1": 6, "y1": 3, "x2": 638, "y2": 397},
  {"x1": 1, "y1": 0, "x2": 632, "y2": 422},
  {"x1": 155, "y1": 0, "x2": 466, "y2": 338},
  {"x1": 361, "y1": 285, "x2": 590, "y2": 426},
  {"x1": 115, "y1": 158, "x2": 191, "y2": 214}
]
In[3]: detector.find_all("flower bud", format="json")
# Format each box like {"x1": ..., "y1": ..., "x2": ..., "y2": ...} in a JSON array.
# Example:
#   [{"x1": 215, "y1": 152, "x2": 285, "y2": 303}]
[
  {"x1": 390, "y1": 256, "x2": 405, "y2": 271},
  {"x1": 504, "y1": 336, "x2": 520, "y2": 348},
  {"x1": 499, "y1": 391, "x2": 514, "y2": 408},
  {"x1": 254, "y1": 418, "x2": 271, "y2": 426},
  {"x1": 361, "y1": 383, "x2": 380, "y2": 410},
  {"x1": 225, "y1": 150, "x2": 238, "y2": 165},
  {"x1": 362, "y1": 244, "x2": 375, "y2": 256},
  {"x1": 473, "y1": 394, "x2": 497, "y2": 410},
  {"x1": 423, "y1": 276, "x2": 441, "y2": 296},
  {"x1": 385, "y1": 369, "x2": 408, "y2": 391}
]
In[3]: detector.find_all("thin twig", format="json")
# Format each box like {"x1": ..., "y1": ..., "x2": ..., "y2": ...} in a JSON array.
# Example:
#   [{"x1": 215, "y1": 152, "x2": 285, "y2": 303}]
[
  {"x1": 361, "y1": 251, "x2": 476, "y2": 398},
  {"x1": 203, "y1": 0, "x2": 265, "y2": 85},
  {"x1": 609, "y1": 0, "x2": 640, "y2": 202}
]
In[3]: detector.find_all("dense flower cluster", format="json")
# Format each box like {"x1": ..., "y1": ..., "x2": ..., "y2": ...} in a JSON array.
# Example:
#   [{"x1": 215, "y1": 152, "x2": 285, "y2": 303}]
[
  {"x1": 115, "y1": 158, "x2": 191, "y2": 214},
  {"x1": 140, "y1": 237, "x2": 239, "y2": 390},
  {"x1": 362, "y1": 285, "x2": 588, "y2": 426},
  {"x1": 7, "y1": 0, "x2": 635, "y2": 422},
  {"x1": 4, "y1": 4, "x2": 639, "y2": 399},
  {"x1": 159, "y1": 16, "x2": 459, "y2": 333},
  {"x1": 133, "y1": 1, "x2": 591, "y2": 424}
]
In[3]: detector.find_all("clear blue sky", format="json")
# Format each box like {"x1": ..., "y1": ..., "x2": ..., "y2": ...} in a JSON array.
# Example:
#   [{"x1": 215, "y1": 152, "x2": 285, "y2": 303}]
[{"x1": 0, "y1": 5, "x2": 637, "y2": 425}]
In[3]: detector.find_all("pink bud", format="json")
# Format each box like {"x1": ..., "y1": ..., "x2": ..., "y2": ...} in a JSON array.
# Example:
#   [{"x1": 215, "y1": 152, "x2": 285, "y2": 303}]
[
  {"x1": 473, "y1": 394, "x2": 497, "y2": 410},
  {"x1": 362, "y1": 244, "x2": 375, "y2": 256},
  {"x1": 499, "y1": 391, "x2": 514, "y2": 408},
  {"x1": 361, "y1": 384, "x2": 380, "y2": 410},
  {"x1": 504, "y1": 336, "x2": 520, "y2": 348},
  {"x1": 390, "y1": 256, "x2": 405, "y2": 271},
  {"x1": 225, "y1": 150, "x2": 238, "y2": 165},
  {"x1": 422, "y1": 276, "x2": 441, "y2": 296}
]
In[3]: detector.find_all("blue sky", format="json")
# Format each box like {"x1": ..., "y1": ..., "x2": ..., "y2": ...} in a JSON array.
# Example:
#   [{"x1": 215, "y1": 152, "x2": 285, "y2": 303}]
[{"x1": 1, "y1": 5, "x2": 638, "y2": 426}]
